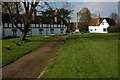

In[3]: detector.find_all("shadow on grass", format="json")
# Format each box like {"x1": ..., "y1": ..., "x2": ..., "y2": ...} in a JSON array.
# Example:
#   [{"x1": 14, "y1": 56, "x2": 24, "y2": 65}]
[
  {"x1": 31, "y1": 39, "x2": 51, "y2": 42},
  {"x1": 52, "y1": 40, "x2": 66, "y2": 42}
]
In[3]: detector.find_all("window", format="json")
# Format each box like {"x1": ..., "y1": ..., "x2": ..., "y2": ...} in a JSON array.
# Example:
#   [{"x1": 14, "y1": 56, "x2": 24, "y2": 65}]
[
  {"x1": 58, "y1": 24, "x2": 60, "y2": 28},
  {"x1": 60, "y1": 28, "x2": 64, "y2": 34},
  {"x1": 50, "y1": 28, "x2": 54, "y2": 34},
  {"x1": 102, "y1": 22, "x2": 104, "y2": 25},
  {"x1": 4, "y1": 23, "x2": 8, "y2": 27},
  {"x1": 9, "y1": 24, "x2": 12, "y2": 28},
  {"x1": 12, "y1": 28, "x2": 17, "y2": 36},
  {"x1": 103, "y1": 28, "x2": 107, "y2": 32},
  {"x1": 31, "y1": 24, "x2": 35, "y2": 28},
  {"x1": 90, "y1": 29, "x2": 92, "y2": 31},
  {"x1": 27, "y1": 29, "x2": 31, "y2": 35},
  {"x1": 50, "y1": 24, "x2": 54, "y2": 28},
  {"x1": 39, "y1": 29, "x2": 43, "y2": 34},
  {"x1": 63, "y1": 25, "x2": 66, "y2": 28},
  {"x1": 36, "y1": 24, "x2": 39, "y2": 28}
]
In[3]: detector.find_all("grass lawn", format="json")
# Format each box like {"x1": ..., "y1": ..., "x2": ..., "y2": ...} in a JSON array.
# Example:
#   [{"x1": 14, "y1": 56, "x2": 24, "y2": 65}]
[
  {"x1": 2, "y1": 35, "x2": 58, "y2": 67},
  {"x1": 41, "y1": 33, "x2": 119, "y2": 78}
]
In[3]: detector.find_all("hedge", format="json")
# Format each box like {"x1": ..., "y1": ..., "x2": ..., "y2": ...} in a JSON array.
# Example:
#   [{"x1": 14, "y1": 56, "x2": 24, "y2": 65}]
[{"x1": 107, "y1": 24, "x2": 120, "y2": 33}]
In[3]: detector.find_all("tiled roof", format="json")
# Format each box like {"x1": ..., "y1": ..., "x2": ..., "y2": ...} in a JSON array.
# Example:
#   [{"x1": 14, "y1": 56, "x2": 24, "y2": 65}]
[{"x1": 89, "y1": 17, "x2": 116, "y2": 26}]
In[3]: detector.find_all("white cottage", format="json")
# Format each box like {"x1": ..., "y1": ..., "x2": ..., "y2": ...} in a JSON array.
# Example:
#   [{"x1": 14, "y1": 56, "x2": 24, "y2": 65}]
[{"x1": 89, "y1": 16, "x2": 116, "y2": 33}]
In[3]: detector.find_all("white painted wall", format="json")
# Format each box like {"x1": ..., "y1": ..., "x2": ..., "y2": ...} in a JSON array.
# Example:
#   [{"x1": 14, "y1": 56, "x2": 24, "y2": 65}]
[
  {"x1": 1, "y1": 23, "x2": 66, "y2": 39},
  {"x1": 89, "y1": 19, "x2": 109, "y2": 33}
]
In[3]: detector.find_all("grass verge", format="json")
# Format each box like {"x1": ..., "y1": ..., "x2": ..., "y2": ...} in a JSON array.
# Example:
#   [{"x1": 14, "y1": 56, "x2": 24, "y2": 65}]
[
  {"x1": 41, "y1": 33, "x2": 119, "y2": 78},
  {"x1": 2, "y1": 35, "x2": 58, "y2": 67}
]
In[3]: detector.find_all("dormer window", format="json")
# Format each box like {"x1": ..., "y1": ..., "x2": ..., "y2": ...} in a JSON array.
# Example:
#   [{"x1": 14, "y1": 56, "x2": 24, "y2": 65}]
[{"x1": 102, "y1": 22, "x2": 104, "y2": 25}]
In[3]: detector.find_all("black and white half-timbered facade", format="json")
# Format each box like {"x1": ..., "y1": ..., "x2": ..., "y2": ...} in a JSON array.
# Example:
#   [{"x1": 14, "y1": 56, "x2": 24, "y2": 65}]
[
  {"x1": 1, "y1": 22, "x2": 66, "y2": 39},
  {"x1": 1, "y1": 12, "x2": 67, "y2": 39}
]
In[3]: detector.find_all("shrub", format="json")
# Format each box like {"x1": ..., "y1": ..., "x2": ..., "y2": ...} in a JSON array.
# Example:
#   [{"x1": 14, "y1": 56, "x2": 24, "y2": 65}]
[
  {"x1": 107, "y1": 25, "x2": 120, "y2": 33},
  {"x1": 44, "y1": 36, "x2": 49, "y2": 39},
  {"x1": 78, "y1": 22, "x2": 89, "y2": 32},
  {"x1": 4, "y1": 45, "x2": 11, "y2": 50}
]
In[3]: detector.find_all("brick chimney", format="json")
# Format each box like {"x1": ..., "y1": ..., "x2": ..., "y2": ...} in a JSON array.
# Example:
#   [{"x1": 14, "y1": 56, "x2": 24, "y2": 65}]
[
  {"x1": 32, "y1": 9, "x2": 37, "y2": 21},
  {"x1": 97, "y1": 14, "x2": 101, "y2": 25},
  {"x1": 54, "y1": 9, "x2": 58, "y2": 23}
]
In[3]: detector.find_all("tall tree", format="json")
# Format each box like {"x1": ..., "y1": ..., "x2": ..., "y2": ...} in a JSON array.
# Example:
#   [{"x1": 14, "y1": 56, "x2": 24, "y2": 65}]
[
  {"x1": 2, "y1": 1, "x2": 39, "y2": 40},
  {"x1": 77, "y1": 8, "x2": 91, "y2": 32},
  {"x1": 109, "y1": 12, "x2": 119, "y2": 23},
  {"x1": 39, "y1": 2, "x2": 73, "y2": 23},
  {"x1": 58, "y1": 8, "x2": 73, "y2": 21},
  {"x1": 78, "y1": 8, "x2": 91, "y2": 23},
  {"x1": 40, "y1": 8, "x2": 54, "y2": 23},
  {"x1": 40, "y1": 8, "x2": 73, "y2": 23}
]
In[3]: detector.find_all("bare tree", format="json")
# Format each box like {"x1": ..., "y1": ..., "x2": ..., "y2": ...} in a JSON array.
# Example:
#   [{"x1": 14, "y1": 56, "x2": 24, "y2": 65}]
[{"x1": 2, "y1": 1, "x2": 39, "y2": 40}]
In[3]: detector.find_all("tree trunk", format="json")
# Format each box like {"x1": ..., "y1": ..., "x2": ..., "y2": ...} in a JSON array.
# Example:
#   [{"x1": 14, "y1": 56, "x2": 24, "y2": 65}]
[
  {"x1": 20, "y1": 31, "x2": 28, "y2": 40},
  {"x1": 20, "y1": 23, "x2": 30, "y2": 40}
]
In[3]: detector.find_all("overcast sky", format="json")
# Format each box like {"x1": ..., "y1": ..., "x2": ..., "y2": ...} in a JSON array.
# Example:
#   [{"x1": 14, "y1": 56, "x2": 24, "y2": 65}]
[
  {"x1": 41, "y1": 2, "x2": 119, "y2": 22},
  {"x1": 65, "y1": 0, "x2": 119, "y2": 2},
  {"x1": 36, "y1": 0, "x2": 119, "y2": 22},
  {"x1": 69, "y1": 2, "x2": 118, "y2": 22}
]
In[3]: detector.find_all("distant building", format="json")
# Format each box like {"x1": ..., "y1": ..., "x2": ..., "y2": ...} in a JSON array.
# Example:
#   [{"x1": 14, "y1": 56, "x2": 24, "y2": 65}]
[
  {"x1": 1, "y1": 9, "x2": 67, "y2": 39},
  {"x1": 89, "y1": 16, "x2": 116, "y2": 33}
]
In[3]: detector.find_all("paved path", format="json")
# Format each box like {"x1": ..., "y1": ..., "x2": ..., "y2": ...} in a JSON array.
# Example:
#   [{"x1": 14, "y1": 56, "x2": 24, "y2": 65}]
[{"x1": 2, "y1": 36, "x2": 67, "y2": 79}]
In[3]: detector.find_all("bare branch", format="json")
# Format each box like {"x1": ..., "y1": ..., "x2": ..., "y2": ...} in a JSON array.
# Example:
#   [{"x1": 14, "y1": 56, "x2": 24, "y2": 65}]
[
  {"x1": 14, "y1": 2, "x2": 19, "y2": 15},
  {"x1": 29, "y1": 2, "x2": 39, "y2": 15},
  {"x1": 23, "y1": 2, "x2": 28, "y2": 14},
  {"x1": 14, "y1": 2, "x2": 25, "y2": 24},
  {"x1": 3, "y1": 2, "x2": 23, "y2": 32}
]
